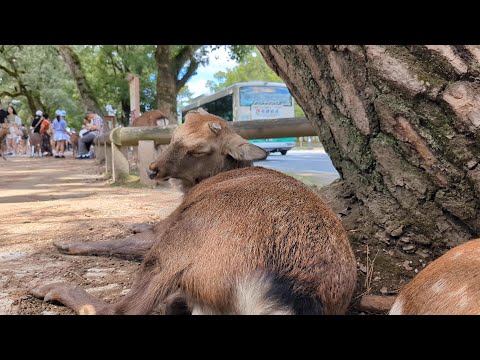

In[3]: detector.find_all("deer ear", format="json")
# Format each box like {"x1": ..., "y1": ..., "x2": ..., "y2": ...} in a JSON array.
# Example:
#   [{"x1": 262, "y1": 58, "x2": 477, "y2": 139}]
[
  {"x1": 224, "y1": 133, "x2": 268, "y2": 161},
  {"x1": 208, "y1": 122, "x2": 222, "y2": 135}
]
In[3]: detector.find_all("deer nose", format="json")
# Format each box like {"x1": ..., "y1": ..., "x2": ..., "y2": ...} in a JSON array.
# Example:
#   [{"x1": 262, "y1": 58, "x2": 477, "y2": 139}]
[{"x1": 146, "y1": 169, "x2": 158, "y2": 179}]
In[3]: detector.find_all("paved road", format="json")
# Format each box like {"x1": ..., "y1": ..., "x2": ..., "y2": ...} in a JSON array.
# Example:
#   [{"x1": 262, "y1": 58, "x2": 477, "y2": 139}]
[{"x1": 253, "y1": 149, "x2": 339, "y2": 187}]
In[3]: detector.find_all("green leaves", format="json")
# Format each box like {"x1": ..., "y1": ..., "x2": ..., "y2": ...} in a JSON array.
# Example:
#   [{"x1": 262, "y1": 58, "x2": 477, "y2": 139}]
[
  {"x1": 206, "y1": 48, "x2": 282, "y2": 93},
  {"x1": 0, "y1": 45, "x2": 259, "y2": 128}
]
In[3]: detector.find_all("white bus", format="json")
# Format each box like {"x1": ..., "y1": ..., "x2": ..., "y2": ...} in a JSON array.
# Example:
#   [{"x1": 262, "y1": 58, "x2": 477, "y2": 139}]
[{"x1": 181, "y1": 81, "x2": 296, "y2": 155}]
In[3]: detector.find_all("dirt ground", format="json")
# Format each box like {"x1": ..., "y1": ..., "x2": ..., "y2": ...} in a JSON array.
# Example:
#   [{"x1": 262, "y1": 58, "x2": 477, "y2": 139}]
[
  {"x1": 0, "y1": 155, "x2": 422, "y2": 315},
  {"x1": 0, "y1": 155, "x2": 182, "y2": 314}
]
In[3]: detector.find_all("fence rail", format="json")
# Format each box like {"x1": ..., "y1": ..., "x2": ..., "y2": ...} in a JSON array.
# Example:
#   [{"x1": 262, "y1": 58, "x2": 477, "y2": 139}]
[{"x1": 95, "y1": 117, "x2": 317, "y2": 184}]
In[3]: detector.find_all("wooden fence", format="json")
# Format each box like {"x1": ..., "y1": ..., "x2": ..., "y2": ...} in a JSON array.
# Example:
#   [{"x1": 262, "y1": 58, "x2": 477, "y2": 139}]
[{"x1": 95, "y1": 117, "x2": 317, "y2": 185}]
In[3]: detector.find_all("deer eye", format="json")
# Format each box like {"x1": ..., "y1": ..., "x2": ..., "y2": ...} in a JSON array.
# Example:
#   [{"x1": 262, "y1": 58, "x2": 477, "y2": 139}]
[
  {"x1": 190, "y1": 151, "x2": 209, "y2": 157},
  {"x1": 188, "y1": 146, "x2": 210, "y2": 157}
]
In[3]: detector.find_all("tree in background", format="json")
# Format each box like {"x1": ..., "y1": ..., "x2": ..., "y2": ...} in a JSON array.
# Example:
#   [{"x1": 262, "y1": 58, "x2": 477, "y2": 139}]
[
  {"x1": 57, "y1": 45, "x2": 104, "y2": 117},
  {"x1": 205, "y1": 48, "x2": 305, "y2": 117},
  {"x1": 73, "y1": 45, "x2": 157, "y2": 126},
  {"x1": 0, "y1": 45, "x2": 252, "y2": 127},
  {"x1": 0, "y1": 45, "x2": 85, "y2": 129},
  {"x1": 177, "y1": 87, "x2": 196, "y2": 115},
  {"x1": 206, "y1": 48, "x2": 282, "y2": 92},
  {"x1": 154, "y1": 45, "x2": 252, "y2": 122}
]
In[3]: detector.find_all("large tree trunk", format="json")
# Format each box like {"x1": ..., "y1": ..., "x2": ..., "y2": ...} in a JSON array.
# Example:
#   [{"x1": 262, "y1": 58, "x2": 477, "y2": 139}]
[
  {"x1": 258, "y1": 45, "x2": 480, "y2": 254},
  {"x1": 57, "y1": 45, "x2": 104, "y2": 116},
  {"x1": 154, "y1": 45, "x2": 201, "y2": 124},
  {"x1": 155, "y1": 46, "x2": 177, "y2": 123}
]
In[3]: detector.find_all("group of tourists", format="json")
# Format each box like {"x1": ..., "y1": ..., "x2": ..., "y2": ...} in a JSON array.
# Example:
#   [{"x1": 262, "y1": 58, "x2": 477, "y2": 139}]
[{"x1": 0, "y1": 104, "x2": 105, "y2": 159}]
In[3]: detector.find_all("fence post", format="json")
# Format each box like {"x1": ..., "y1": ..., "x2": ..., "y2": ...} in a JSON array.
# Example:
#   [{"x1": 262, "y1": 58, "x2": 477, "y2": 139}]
[
  {"x1": 138, "y1": 140, "x2": 159, "y2": 187},
  {"x1": 95, "y1": 139, "x2": 105, "y2": 163},
  {"x1": 110, "y1": 128, "x2": 130, "y2": 182}
]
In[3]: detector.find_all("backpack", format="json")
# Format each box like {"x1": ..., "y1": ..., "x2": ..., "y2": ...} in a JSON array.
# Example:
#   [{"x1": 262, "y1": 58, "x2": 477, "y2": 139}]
[{"x1": 40, "y1": 119, "x2": 50, "y2": 133}]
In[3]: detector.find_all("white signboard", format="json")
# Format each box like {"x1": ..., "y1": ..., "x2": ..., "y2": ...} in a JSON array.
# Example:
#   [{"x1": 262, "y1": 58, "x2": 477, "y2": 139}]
[{"x1": 251, "y1": 105, "x2": 284, "y2": 120}]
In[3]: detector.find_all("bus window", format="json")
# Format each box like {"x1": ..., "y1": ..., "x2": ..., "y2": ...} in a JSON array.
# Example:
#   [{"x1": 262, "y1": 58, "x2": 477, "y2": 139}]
[
  {"x1": 239, "y1": 86, "x2": 292, "y2": 107},
  {"x1": 203, "y1": 94, "x2": 233, "y2": 121},
  {"x1": 181, "y1": 94, "x2": 233, "y2": 123}
]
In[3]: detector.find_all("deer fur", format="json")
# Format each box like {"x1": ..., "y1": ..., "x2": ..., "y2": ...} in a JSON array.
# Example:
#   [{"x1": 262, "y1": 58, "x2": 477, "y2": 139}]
[
  {"x1": 32, "y1": 109, "x2": 357, "y2": 315},
  {"x1": 0, "y1": 123, "x2": 9, "y2": 160},
  {"x1": 29, "y1": 128, "x2": 43, "y2": 158},
  {"x1": 132, "y1": 109, "x2": 170, "y2": 127},
  {"x1": 389, "y1": 238, "x2": 480, "y2": 315},
  {"x1": 70, "y1": 133, "x2": 80, "y2": 158}
]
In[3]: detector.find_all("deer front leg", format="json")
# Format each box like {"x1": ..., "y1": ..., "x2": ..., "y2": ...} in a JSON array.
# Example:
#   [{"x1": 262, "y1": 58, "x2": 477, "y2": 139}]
[
  {"x1": 54, "y1": 230, "x2": 156, "y2": 260},
  {"x1": 1, "y1": 141, "x2": 6, "y2": 160},
  {"x1": 32, "y1": 259, "x2": 186, "y2": 315},
  {"x1": 128, "y1": 223, "x2": 154, "y2": 234},
  {"x1": 31, "y1": 282, "x2": 111, "y2": 314}
]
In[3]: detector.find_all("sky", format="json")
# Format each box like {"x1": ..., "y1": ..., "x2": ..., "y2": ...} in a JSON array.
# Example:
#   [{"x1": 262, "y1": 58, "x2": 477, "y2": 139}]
[{"x1": 186, "y1": 47, "x2": 239, "y2": 98}]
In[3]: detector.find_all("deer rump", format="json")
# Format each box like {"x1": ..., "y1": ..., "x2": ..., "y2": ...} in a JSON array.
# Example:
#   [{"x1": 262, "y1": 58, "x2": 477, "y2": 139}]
[
  {"x1": 132, "y1": 110, "x2": 169, "y2": 127},
  {"x1": 137, "y1": 167, "x2": 355, "y2": 315},
  {"x1": 29, "y1": 133, "x2": 43, "y2": 157},
  {"x1": 390, "y1": 238, "x2": 480, "y2": 315}
]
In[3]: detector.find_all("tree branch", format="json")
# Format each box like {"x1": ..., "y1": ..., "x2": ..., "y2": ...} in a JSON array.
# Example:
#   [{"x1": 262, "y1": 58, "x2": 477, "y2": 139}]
[
  {"x1": 176, "y1": 58, "x2": 199, "y2": 91},
  {"x1": 175, "y1": 45, "x2": 201, "y2": 73},
  {"x1": 116, "y1": 45, "x2": 130, "y2": 73},
  {"x1": 0, "y1": 63, "x2": 17, "y2": 77},
  {"x1": 0, "y1": 91, "x2": 22, "y2": 98}
]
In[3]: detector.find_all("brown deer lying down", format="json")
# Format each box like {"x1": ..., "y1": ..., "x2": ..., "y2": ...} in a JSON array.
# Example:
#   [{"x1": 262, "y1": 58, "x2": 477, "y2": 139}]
[
  {"x1": 31, "y1": 109, "x2": 357, "y2": 315},
  {"x1": 132, "y1": 109, "x2": 170, "y2": 127},
  {"x1": 0, "y1": 123, "x2": 9, "y2": 160},
  {"x1": 389, "y1": 239, "x2": 480, "y2": 315}
]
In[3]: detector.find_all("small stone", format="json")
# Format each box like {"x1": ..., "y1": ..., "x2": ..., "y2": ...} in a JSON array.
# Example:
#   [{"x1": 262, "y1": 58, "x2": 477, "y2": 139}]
[
  {"x1": 413, "y1": 235, "x2": 432, "y2": 246},
  {"x1": 41, "y1": 311, "x2": 58, "y2": 315},
  {"x1": 359, "y1": 264, "x2": 367, "y2": 274},
  {"x1": 374, "y1": 232, "x2": 390, "y2": 244},
  {"x1": 403, "y1": 260, "x2": 413, "y2": 271},
  {"x1": 359, "y1": 295, "x2": 396, "y2": 313},
  {"x1": 380, "y1": 286, "x2": 388, "y2": 294},
  {"x1": 402, "y1": 244, "x2": 416, "y2": 253},
  {"x1": 399, "y1": 237, "x2": 410, "y2": 244},
  {"x1": 467, "y1": 160, "x2": 478, "y2": 170},
  {"x1": 415, "y1": 249, "x2": 431, "y2": 258},
  {"x1": 414, "y1": 269, "x2": 419, "y2": 273},
  {"x1": 390, "y1": 226, "x2": 404, "y2": 237},
  {"x1": 374, "y1": 276, "x2": 381, "y2": 281}
]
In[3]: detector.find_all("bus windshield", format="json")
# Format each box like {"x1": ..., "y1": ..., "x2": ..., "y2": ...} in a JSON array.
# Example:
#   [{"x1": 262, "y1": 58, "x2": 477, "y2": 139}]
[{"x1": 239, "y1": 86, "x2": 292, "y2": 106}]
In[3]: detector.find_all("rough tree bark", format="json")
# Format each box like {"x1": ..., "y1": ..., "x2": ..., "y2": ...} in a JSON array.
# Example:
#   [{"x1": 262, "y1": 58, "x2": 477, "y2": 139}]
[
  {"x1": 258, "y1": 45, "x2": 480, "y2": 253},
  {"x1": 57, "y1": 45, "x2": 104, "y2": 116},
  {"x1": 155, "y1": 45, "x2": 200, "y2": 123}
]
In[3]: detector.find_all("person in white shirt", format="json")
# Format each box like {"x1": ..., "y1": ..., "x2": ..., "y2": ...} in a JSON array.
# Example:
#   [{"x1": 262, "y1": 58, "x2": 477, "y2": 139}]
[{"x1": 5, "y1": 105, "x2": 22, "y2": 156}]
